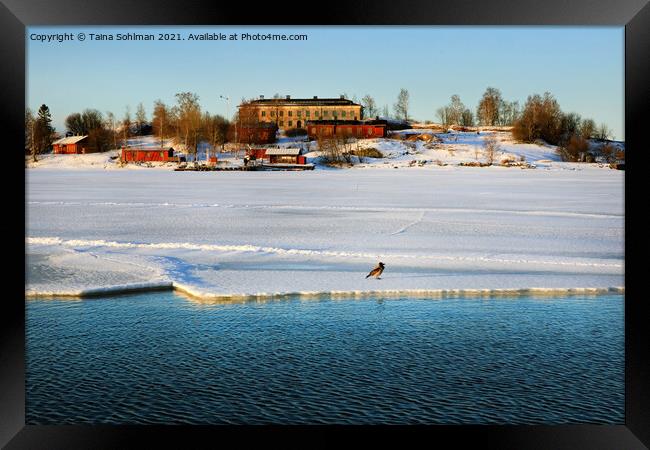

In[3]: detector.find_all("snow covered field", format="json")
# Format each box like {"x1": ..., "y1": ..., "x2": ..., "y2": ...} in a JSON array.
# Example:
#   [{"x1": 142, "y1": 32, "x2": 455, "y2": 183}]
[{"x1": 26, "y1": 136, "x2": 624, "y2": 299}]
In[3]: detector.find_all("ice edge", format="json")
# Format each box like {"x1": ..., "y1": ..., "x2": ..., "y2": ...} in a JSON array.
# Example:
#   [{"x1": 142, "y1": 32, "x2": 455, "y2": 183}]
[{"x1": 25, "y1": 282, "x2": 625, "y2": 301}]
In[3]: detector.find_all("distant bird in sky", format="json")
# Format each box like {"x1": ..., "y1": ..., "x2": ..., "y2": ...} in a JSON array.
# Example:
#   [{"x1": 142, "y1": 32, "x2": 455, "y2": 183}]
[{"x1": 366, "y1": 262, "x2": 385, "y2": 279}]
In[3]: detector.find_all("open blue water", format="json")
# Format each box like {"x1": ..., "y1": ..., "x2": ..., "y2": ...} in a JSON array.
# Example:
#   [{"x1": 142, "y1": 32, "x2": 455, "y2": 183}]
[{"x1": 26, "y1": 292, "x2": 624, "y2": 425}]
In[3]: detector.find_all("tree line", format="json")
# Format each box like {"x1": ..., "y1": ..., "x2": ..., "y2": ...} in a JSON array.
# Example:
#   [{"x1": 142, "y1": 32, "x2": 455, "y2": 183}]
[
  {"x1": 27, "y1": 88, "x2": 616, "y2": 164},
  {"x1": 358, "y1": 89, "x2": 410, "y2": 123},
  {"x1": 103, "y1": 93, "x2": 230, "y2": 160},
  {"x1": 25, "y1": 93, "x2": 232, "y2": 161},
  {"x1": 397, "y1": 86, "x2": 616, "y2": 162},
  {"x1": 511, "y1": 92, "x2": 615, "y2": 161},
  {"x1": 363, "y1": 87, "x2": 612, "y2": 142},
  {"x1": 434, "y1": 88, "x2": 520, "y2": 129},
  {"x1": 355, "y1": 87, "x2": 516, "y2": 127}
]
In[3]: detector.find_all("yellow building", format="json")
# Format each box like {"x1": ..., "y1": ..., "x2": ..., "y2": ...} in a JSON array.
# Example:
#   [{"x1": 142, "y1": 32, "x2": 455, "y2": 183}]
[{"x1": 239, "y1": 95, "x2": 364, "y2": 130}]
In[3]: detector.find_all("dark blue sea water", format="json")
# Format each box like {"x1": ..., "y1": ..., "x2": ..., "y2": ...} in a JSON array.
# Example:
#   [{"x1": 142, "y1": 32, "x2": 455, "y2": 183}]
[{"x1": 26, "y1": 292, "x2": 624, "y2": 425}]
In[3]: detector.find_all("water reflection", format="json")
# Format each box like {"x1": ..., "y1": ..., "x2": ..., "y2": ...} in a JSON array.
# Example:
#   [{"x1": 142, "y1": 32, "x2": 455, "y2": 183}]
[{"x1": 26, "y1": 291, "x2": 624, "y2": 425}]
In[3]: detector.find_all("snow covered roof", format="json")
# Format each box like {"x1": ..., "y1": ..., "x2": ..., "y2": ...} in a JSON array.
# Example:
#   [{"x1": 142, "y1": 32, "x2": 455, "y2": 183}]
[
  {"x1": 52, "y1": 135, "x2": 88, "y2": 145},
  {"x1": 265, "y1": 148, "x2": 301, "y2": 156}
]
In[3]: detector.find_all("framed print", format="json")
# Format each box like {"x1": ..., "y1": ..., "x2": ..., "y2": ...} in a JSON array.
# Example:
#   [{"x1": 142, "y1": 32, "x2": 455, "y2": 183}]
[{"x1": 2, "y1": 0, "x2": 649, "y2": 447}]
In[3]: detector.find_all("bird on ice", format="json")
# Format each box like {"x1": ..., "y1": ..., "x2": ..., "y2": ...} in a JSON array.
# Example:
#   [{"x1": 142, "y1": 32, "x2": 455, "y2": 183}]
[{"x1": 366, "y1": 262, "x2": 385, "y2": 279}]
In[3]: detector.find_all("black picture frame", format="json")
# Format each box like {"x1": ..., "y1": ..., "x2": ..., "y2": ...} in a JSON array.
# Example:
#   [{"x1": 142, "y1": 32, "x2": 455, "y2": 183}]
[{"x1": 4, "y1": 0, "x2": 648, "y2": 447}]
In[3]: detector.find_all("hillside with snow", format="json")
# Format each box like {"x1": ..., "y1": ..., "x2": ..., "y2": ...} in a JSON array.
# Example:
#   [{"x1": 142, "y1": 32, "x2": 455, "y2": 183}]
[{"x1": 26, "y1": 130, "x2": 621, "y2": 172}]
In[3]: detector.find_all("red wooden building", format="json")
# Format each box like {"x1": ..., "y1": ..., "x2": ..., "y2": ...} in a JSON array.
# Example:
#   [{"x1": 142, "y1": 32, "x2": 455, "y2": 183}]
[
  {"x1": 121, "y1": 147, "x2": 176, "y2": 163},
  {"x1": 52, "y1": 135, "x2": 98, "y2": 154},
  {"x1": 306, "y1": 120, "x2": 387, "y2": 140},
  {"x1": 264, "y1": 148, "x2": 306, "y2": 164}
]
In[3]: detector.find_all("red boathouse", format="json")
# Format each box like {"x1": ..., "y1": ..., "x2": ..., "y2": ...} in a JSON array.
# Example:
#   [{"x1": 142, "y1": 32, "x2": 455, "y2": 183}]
[
  {"x1": 121, "y1": 147, "x2": 176, "y2": 163},
  {"x1": 264, "y1": 148, "x2": 306, "y2": 164}
]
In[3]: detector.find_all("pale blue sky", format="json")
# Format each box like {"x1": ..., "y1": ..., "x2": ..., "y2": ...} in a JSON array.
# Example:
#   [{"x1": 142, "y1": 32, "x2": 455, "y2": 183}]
[{"x1": 27, "y1": 26, "x2": 624, "y2": 140}]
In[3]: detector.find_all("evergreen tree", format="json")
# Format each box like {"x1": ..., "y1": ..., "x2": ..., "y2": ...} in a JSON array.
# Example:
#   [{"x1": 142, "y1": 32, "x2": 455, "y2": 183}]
[
  {"x1": 25, "y1": 108, "x2": 35, "y2": 156},
  {"x1": 33, "y1": 104, "x2": 54, "y2": 162}
]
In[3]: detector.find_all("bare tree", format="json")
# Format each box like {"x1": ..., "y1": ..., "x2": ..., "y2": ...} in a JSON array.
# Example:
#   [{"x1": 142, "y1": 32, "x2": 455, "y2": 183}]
[
  {"x1": 512, "y1": 92, "x2": 563, "y2": 144},
  {"x1": 361, "y1": 94, "x2": 378, "y2": 118},
  {"x1": 557, "y1": 134, "x2": 589, "y2": 162},
  {"x1": 436, "y1": 106, "x2": 451, "y2": 131},
  {"x1": 449, "y1": 95, "x2": 465, "y2": 126},
  {"x1": 174, "y1": 92, "x2": 202, "y2": 161},
  {"x1": 599, "y1": 142, "x2": 617, "y2": 163},
  {"x1": 580, "y1": 119, "x2": 596, "y2": 139},
  {"x1": 595, "y1": 123, "x2": 611, "y2": 141},
  {"x1": 105, "y1": 111, "x2": 118, "y2": 150},
  {"x1": 473, "y1": 146, "x2": 481, "y2": 161},
  {"x1": 498, "y1": 100, "x2": 520, "y2": 126},
  {"x1": 80, "y1": 109, "x2": 104, "y2": 132},
  {"x1": 393, "y1": 88, "x2": 410, "y2": 122},
  {"x1": 67, "y1": 109, "x2": 112, "y2": 152},
  {"x1": 65, "y1": 113, "x2": 85, "y2": 135},
  {"x1": 202, "y1": 112, "x2": 230, "y2": 157},
  {"x1": 65, "y1": 109, "x2": 111, "y2": 152},
  {"x1": 461, "y1": 108, "x2": 474, "y2": 127},
  {"x1": 560, "y1": 112, "x2": 582, "y2": 140},
  {"x1": 438, "y1": 95, "x2": 470, "y2": 127},
  {"x1": 316, "y1": 131, "x2": 355, "y2": 166},
  {"x1": 153, "y1": 100, "x2": 172, "y2": 148},
  {"x1": 477, "y1": 87, "x2": 503, "y2": 126},
  {"x1": 482, "y1": 133, "x2": 500, "y2": 165}
]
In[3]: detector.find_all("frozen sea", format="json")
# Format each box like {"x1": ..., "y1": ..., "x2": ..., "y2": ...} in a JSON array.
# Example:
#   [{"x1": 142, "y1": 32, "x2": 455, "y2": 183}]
[
  {"x1": 26, "y1": 166, "x2": 624, "y2": 298},
  {"x1": 25, "y1": 157, "x2": 625, "y2": 425}
]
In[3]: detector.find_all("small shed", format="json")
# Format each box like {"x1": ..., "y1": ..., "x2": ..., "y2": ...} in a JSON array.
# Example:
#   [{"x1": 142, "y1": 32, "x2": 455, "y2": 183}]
[
  {"x1": 52, "y1": 135, "x2": 97, "y2": 154},
  {"x1": 121, "y1": 147, "x2": 175, "y2": 163},
  {"x1": 265, "y1": 148, "x2": 304, "y2": 164}
]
